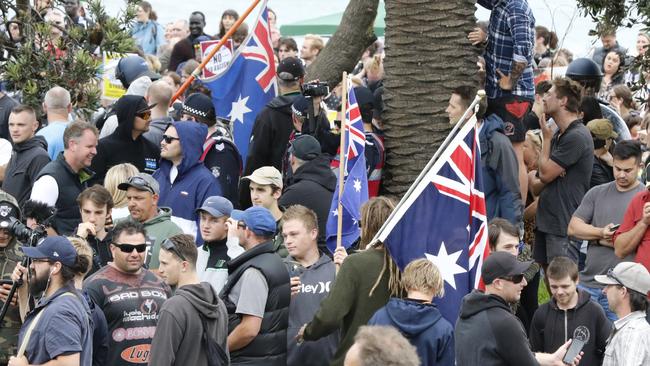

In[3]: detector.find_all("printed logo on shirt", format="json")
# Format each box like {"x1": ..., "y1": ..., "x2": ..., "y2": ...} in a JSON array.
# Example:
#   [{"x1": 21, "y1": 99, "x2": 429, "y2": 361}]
[
  {"x1": 299, "y1": 281, "x2": 331, "y2": 294},
  {"x1": 120, "y1": 343, "x2": 151, "y2": 364},
  {"x1": 108, "y1": 289, "x2": 168, "y2": 303},
  {"x1": 112, "y1": 326, "x2": 157, "y2": 342},
  {"x1": 211, "y1": 166, "x2": 221, "y2": 178},
  {"x1": 144, "y1": 158, "x2": 158, "y2": 172}
]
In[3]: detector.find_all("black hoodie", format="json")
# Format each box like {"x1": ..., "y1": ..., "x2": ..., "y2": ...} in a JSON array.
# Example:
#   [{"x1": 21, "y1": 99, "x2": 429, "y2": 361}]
[
  {"x1": 529, "y1": 289, "x2": 611, "y2": 365},
  {"x1": 455, "y1": 290, "x2": 539, "y2": 366},
  {"x1": 149, "y1": 282, "x2": 229, "y2": 366},
  {"x1": 279, "y1": 154, "x2": 336, "y2": 249},
  {"x1": 90, "y1": 95, "x2": 160, "y2": 184},
  {"x1": 2, "y1": 135, "x2": 50, "y2": 206}
]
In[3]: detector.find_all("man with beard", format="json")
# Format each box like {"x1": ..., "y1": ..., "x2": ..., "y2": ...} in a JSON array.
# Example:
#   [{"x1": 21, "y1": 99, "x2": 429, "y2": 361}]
[
  {"x1": 8, "y1": 236, "x2": 92, "y2": 366},
  {"x1": 30, "y1": 121, "x2": 99, "y2": 235},
  {"x1": 83, "y1": 221, "x2": 171, "y2": 366}
]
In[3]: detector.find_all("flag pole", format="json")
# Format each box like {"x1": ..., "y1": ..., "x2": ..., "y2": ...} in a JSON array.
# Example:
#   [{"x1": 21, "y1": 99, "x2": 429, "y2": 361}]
[
  {"x1": 169, "y1": 0, "x2": 262, "y2": 105},
  {"x1": 369, "y1": 90, "x2": 486, "y2": 247},
  {"x1": 335, "y1": 72, "x2": 348, "y2": 271}
]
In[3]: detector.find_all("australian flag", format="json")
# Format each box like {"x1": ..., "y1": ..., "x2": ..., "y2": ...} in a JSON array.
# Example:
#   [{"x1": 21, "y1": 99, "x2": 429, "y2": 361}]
[
  {"x1": 374, "y1": 116, "x2": 489, "y2": 323},
  {"x1": 325, "y1": 87, "x2": 369, "y2": 253},
  {"x1": 203, "y1": 1, "x2": 277, "y2": 161}
]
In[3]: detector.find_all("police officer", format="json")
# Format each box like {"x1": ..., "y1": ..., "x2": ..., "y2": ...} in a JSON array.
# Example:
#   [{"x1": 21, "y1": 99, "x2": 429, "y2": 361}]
[{"x1": 0, "y1": 191, "x2": 23, "y2": 364}]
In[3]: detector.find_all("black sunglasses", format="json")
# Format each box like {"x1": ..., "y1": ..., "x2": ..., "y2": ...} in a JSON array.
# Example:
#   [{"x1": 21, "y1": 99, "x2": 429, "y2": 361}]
[
  {"x1": 126, "y1": 176, "x2": 155, "y2": 194},
  {"x1": 161, "y1": 239, "x2": 187, "y2": 261},
  {"x1": 113, "y1": 243, "x2": 147, "y2": 253},
  {"x1": 162, "y1": 134, "x2": 180, "y2": 144},
  {"x1": 607, "y1": 268, "x2": 625, "y2": 287},
  {"x1": 499, "y1": 274, "x2": 525, "y2": 284}
]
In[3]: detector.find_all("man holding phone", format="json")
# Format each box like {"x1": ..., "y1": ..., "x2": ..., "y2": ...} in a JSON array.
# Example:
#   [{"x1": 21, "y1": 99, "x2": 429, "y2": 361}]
[{"x1": 568, "y1": 140, "x2": 645, "y2": 320}]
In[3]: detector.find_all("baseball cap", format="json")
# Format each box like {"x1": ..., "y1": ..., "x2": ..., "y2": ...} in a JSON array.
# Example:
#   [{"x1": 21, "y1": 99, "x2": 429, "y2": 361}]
[
  {"x1": 277, "y1": 57, "x2": 305, "y2": 81},
  {"x1": 230, "y1": 206, "x2": 276, "y2": 236},
  {"x1": 481, "y1": 252, "x2": 532, "y2": 285},
  {"x1": 0, "y1": 200, "x2": 20, "y2": 228},
  {"x1": 196, "y1": 196, "x2": 233, "y2": 218},
  {"x1": 289, "y1": 134, "x2": 321, "y2": 161},
  {"x1": 587, "y1": 119, "x2": 618, "y2": 140},
  {"x1": 118, "y1": 173, "x2": 160, "y2": 195},
  {"x1": 595, "y1": 262, "x2": 650, "y2": 295},
  {"x1": 243, "y1": 166, "x2": 283, "y2": 189},
  {"x1": 21, "y1": 236, "x2": 77, "y2": 267}
]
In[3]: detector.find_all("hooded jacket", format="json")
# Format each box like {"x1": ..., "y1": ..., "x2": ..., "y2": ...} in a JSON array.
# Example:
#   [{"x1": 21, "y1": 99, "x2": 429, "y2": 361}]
[
  {"x1": 369, "y1": 298, "x2": 455, "y2": 366},
  {"x1": 279, "y1": 155, "x2": 336, "y2": 249},
  {"x1": 2, "y1": 135, "x2": 50, "y2": 207},
  {"x1": 529, "y1": 289, "x2": 611, "y2": 366},
  {"x1": 240, "y1": 92, "x2": 300, "y2": 208},
  {"x1": 0, "y1": 191, "x2": 23, "y2": 360},
  {"x1": 455, "y1": 290, "x2": 538, "y2": 366},
  {"x1": 149, "y1": 282, "x2": 229, "y2": 366},
  {"x1": 90, "y1": 95, "x2": 160, "y2": 185},
  {"x1": 284, "y1": 254, "x2": 338, "y2": 366},
  {"x1": 98, "y1": 77, "x2": 154, "y2": 138},
  {"x1": 153, "y1": 121, "x2": 222, "y2": 244},
  {"x1": 479, "y1": 114, "x2": 522, "y2": 225}
]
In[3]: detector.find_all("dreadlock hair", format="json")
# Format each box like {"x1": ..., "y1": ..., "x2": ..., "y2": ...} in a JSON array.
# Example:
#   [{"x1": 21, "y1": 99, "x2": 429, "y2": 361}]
[{"x1": 362, "y1": 196, "x2": 403, "y2": 298}]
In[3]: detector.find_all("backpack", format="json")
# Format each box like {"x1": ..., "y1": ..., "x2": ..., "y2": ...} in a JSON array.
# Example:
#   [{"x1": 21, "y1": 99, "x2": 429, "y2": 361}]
[{"x1": 199, "y1": 313, "x2": 229, "y2": 366}]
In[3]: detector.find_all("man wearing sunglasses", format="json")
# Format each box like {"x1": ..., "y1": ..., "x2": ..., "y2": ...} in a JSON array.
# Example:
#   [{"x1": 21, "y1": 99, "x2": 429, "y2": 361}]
[
  {"x1": 154, "y1": 121, "x2": 222, "y2": 244},
  {"x1": 455, "y1": 252, "x2": 583, "y2": 366},
  {"x1": 84, "y1": 221, "x2": 171, "y2": 366},
  {"x1": 595, "y1": 262, "x2": 650, "y2": 366},
  {"x1": 150, "y1": 234, "x2": 229, "y2": 366},
  {"x1": 220, "y1": 206, "x2": 290, "y2": 366},
  {"x1": 90, "y1": 95, "x2": 160, "y2": 185}
]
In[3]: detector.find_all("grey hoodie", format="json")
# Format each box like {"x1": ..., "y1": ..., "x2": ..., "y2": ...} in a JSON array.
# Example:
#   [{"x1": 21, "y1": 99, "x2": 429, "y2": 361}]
[{"x1": 148, "y1": 282, "x2": 229, "y2": 366}]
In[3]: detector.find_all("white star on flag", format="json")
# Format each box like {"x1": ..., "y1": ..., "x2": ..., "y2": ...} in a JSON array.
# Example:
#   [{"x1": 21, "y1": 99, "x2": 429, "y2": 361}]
[
  {"x1": 331, "y1": 210, "x2": 338, "y2": 217},
  {"x1": 353, "y1": 179, "x2": 362, "y2": 192},
  {"x1": 425, "y1": 242, "x2": 467, "y2": 290},
  {"x1": 228, "y1": 95, "x2": 252, "y2": 124}
]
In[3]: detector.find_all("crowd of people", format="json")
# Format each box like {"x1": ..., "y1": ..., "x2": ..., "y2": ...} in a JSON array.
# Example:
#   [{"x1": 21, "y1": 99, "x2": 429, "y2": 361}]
[{"x1": 0, "y1": 0, "x2": 650, "y2": 365}]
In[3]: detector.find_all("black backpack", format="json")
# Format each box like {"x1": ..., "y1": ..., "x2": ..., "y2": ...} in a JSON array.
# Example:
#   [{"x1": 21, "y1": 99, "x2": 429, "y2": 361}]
[{"x1": 199, "y1": 313, "x2": 229, "y2": 366}]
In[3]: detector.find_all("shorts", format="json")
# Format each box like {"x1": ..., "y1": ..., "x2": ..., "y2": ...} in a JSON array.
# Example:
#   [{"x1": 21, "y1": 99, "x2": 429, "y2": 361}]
[
  {"x1": 533, "y1": 230, "x2": 580, "y2": 265},
  {"x1": 487, "y1": 95, "x2": 532, "y2": 143}
]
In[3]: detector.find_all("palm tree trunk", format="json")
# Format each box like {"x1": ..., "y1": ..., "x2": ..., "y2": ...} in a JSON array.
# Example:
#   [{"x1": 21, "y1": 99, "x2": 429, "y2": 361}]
[{"x1": 383, "y1": 0, "x2": 479, "y2": 196}]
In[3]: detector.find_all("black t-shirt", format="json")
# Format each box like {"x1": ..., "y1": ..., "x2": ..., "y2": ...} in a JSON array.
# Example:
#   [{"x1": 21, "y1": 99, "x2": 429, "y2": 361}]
[
  {"x1": 537, "y1": 120, "x2": 594, "y2": 236},
  {"x1": 84, "y1": 265, "x2": 171, "y2": 366}
]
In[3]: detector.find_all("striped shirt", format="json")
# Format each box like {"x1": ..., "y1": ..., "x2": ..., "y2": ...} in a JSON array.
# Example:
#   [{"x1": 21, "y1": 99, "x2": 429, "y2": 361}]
[
  {"x1": 479, "y1": 0, "x2": 535, "y2": 100},
  {"x1": 602, "y1": 311, "x2": 650, "y2": 366}
]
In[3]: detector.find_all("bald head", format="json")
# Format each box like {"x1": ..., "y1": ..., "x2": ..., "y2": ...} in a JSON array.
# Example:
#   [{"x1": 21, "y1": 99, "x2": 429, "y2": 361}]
[{"x1": 147, "y1": 80, "x2": 173, "y2": 106}]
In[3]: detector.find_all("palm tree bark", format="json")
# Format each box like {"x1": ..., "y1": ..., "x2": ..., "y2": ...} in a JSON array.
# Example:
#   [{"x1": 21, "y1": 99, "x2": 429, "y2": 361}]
[
  {"x1": 306, "y1": 0, "x2": 379, "y2": 84},
  {"x1": 383, "y1": 0, "x2": 479, "y2": 196}
]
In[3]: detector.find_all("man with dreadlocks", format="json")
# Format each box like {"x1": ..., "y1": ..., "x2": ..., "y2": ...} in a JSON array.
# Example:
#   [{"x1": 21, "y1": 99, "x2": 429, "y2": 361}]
[{"x1": 296, "y1": 197, "x2": 401, "y2": 366}]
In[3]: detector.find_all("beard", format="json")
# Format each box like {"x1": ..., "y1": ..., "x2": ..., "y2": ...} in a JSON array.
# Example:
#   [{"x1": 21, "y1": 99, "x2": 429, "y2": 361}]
[{"x1": 29, "y1": 268, "x2": 50, "y2": 298}]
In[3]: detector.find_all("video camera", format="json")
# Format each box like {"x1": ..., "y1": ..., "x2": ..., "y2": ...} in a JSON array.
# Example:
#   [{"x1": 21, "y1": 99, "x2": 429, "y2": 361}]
[
  {"x1": 0, "y1": 216, "x2": 48, "y2": 244},
  {"x1": 302, "y1": 81, "x2": 329, "y2": 98}
]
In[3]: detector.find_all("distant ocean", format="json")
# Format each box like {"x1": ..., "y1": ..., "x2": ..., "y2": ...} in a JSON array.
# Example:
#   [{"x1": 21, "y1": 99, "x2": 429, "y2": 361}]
[{"x1": 101, "y1": 0, "x2": 642, "y2": 57}]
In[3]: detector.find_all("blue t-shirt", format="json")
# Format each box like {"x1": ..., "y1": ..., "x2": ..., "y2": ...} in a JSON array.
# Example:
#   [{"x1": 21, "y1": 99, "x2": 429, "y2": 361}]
[
  {"x1": 19, "y1": 286, "x2": 92, "y2": 366},
  {"x1": 36, "y1": 121, "x2": 69, "y2": 160}
]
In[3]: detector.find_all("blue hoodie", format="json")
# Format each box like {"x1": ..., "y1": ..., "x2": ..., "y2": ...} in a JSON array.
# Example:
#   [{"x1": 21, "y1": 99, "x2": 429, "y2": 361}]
[
  {"x1": 369, "y1": 298, "x2": 455, "y2": 366},
  {"x1": 479, "y1": 114, "x2": 522, "y2": 225},
  {"x1": 153, "y1": 121, "x2": 222, "y2": 244}
]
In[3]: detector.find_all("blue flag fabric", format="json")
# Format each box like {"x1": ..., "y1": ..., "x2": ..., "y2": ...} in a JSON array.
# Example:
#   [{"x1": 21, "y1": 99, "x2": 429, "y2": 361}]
[
  {"x1": 375, "y1": 117, "x2": 489, "y2": 323},
  {"x1": 325, "y1": 87, "x2": 369, "y2": 253},
  {"x1": 203, "y1": 2, "x2": 277, "y2": 162}
]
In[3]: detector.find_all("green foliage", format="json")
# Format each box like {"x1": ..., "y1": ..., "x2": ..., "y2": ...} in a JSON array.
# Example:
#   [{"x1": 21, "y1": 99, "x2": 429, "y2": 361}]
[{"x1": 0, "y1": 0, "x2": 141, "y2": 119}]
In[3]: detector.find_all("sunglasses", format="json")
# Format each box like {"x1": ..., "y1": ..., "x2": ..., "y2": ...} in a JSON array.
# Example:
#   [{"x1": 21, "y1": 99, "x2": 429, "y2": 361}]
[
  {"x1": 606, "y1": 268, "x2": 625, "y2": 287},
  {"x1": 499, "y1": 274, "x2": 525, "y2": 284},
  {"x1": 126, "y1": 176, "x2": 155, "y2": 194},
  {"x1": 162, "y1": 134, "x2": 180, "y2": 144},
  {"x1": 161, "y1": 239, "x2": 187, "y2": 261},
  {"x1": 113, "y1": 243, "x2": 147, "y2": 253},
  {"x1": 137, "y1": 110, "x2": 152, "y2": 120}
]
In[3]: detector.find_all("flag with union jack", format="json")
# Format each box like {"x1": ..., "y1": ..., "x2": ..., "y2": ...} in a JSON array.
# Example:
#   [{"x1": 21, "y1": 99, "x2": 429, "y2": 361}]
[
  {"x1": 203, "y1": 1, "x2": 277, "y2": 162},
  {"x1": 374, "y1": 116, "x2": 489, "y2": 323},
  {"x1": 325, "y1": 87, "x2": 369, "y2": 253}
]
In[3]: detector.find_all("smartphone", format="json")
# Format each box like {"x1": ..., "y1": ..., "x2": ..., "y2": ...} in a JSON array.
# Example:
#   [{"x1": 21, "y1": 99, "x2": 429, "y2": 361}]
[
  {"x1": 562, "y1": 338, "x2": 585, "y2": 364},
  {"x1": 610, "y1": 224, "x2": 621, "y2": 231}
]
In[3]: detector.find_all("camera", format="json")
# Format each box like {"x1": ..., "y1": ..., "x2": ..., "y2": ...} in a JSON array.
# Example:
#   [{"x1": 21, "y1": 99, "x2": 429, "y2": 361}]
[
  {"x1": 0, "y1": 217, "x2": 47, "y2": 244},
  {"x1": 302, "y1": 81, "x2": 329, "y2": 97}
]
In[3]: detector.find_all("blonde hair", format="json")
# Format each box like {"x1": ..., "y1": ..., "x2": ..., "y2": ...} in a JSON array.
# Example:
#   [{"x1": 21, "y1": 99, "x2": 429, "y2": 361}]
[
  {"x1": 402, "y1": 258, "x2": 444, "y2": 297},
  {"x1": 526, "y1": 130, "x2": 543, "y2": 153},
  {"x1": 363, "y1": 54, "x2": 384, "y2": 80},
  {"x1": 105, "y1": 163, "x2": 139, "y2": 208},
  {"x1": 304, "y1": 34, "x2": 324, "y2": 52},
  {"x1": 281, "y1": 205, "x2": 318, "y2": 232},
  {"x1": 67, "y1": 236, "x2": 93, "y2": 276}
]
